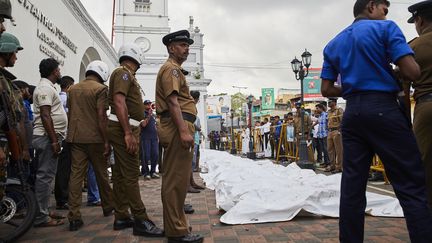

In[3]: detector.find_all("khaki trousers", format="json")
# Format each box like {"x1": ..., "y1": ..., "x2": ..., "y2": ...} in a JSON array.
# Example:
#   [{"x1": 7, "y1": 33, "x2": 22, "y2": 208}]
[
  {"x1": 413, "y1": 101, "x2": 432, "y2": 208},
  {"x1": 327, "y1": 130, "x2": 343, "y2": 170},
  {"x1": 108, "y1": 121, "x2": 149, "y2": 220},
  {"x1": 158, "y1": 119, "x2": 194, "y2": 237},
  {"x1": 67, "y1": 143, "x2": 114, "y2": 221}
]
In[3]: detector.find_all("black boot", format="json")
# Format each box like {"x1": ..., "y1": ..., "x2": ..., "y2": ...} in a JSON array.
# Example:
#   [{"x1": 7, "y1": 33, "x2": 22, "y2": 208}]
[
  {"x1": 113, "y1": 217, "x2": 134, "y2": 230},
  {"x1": 133, "y1": 219, "x2": 164, "y2": 237},
  {"x1": 168, "y1": 233, "x2": 204, "y2": 243}
]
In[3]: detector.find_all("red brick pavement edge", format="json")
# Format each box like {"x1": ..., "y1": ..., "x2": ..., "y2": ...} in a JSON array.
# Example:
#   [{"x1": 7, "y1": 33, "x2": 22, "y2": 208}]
[{"x1": 18, "y1": 173, "x2": 410, "y2": 243}]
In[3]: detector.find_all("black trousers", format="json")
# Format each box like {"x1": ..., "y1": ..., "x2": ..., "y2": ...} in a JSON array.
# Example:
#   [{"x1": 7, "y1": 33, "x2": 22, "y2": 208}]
[
  {"x1": 317, "y1": 137, "x2": 329, "y2": 164},
  {"x1": 54, "y1": 141, "x2": 71, "y2": 205},
  {"x1": 340, "y1": 92, "x2": 432, "y2": 243}
]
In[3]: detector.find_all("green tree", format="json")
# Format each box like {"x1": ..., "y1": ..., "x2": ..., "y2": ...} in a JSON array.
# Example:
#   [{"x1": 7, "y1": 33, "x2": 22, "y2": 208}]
[{"x1": 231, "y1": 92, "x2": 247, "y2": 116}]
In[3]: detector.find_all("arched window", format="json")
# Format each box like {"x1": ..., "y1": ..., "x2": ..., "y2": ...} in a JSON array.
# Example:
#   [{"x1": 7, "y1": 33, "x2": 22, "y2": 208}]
[{"x1": 134, "y1": 0, "x2": 151, "y2": 12}]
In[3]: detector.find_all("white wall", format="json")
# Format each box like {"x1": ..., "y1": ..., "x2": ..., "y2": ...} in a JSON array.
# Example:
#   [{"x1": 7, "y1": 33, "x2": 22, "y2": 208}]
[{"x1": 7, "y1": 0, "x2": 117, "y2": 85}]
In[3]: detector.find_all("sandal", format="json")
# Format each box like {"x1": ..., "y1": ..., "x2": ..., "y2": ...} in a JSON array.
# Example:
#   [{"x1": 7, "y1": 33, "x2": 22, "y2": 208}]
[{"x1": 35, "y1": 217, "x2": 64, "y2": 227}]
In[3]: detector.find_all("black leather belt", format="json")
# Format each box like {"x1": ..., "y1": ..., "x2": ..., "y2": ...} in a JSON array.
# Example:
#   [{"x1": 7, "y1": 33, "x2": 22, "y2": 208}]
[
  {"x1": 329, "y1": 127, "x2": 339, "y2": 131},
  {"x1": 159, "y1": 111, "x2": 196, "y2": 123},
  {"x1": 417, "y1": 93, "x2": 432, "y2": 104}
]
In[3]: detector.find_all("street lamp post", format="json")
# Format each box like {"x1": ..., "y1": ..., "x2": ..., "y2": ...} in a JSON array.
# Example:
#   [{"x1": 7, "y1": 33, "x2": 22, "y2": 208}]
[
  {"x1": 291, "y1": 49, "x2": 314, "y2": 170},
  {"x1": 247, "y1": 95, "x2": 256, "y2": 159},
  {"x1": 230, "y1": 109, "x2": 237, "y2": 154}
]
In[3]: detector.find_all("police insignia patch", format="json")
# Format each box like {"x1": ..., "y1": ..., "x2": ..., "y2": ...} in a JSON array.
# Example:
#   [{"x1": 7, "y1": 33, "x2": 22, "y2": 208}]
[
  {"x1": 122, "y1": 73, "x2": 129, "y2": 81},
  {"x1": 172, "y1": 69, "x2": 179, "y2": 78}
]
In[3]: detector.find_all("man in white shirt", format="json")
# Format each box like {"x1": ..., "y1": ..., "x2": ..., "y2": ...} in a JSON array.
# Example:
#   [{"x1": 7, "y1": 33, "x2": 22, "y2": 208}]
[
  {"x1": 262, "y1": 118, "x2": 271, "y2": 157},
  {"x1": 33, "y1": 58, "x2": 68, "y2": 227}
]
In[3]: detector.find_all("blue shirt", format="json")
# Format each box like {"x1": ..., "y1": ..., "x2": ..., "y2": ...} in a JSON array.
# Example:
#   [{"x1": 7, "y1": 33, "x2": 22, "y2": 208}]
[
  {"x1": 194, "y1": 117, "x2": 201, "y2": 145},
  {"x1": 23, "y1": 99, "x2": 33, "y2": 121},
  {"x1": 321, "y1": 19, "x2": 413, "y2": 98},
  {"x1": 274, "y1": 121, "x2": 282, "y2": 139},
  {"x1": 317, "y1": 112, "x2": 328, "y2": 138},
  {"x1": 141, "y1": 110, "x2": 157, "y2": 140}
]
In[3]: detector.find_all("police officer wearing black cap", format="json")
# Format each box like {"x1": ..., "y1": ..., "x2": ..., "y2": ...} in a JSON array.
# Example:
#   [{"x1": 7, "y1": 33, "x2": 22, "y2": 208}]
[
  {"x1": 405, "y1": 0, "x2": 432, "y2": 210},
  {"x1": 155, "y1": 30, "x2": 203, "y2": 243}
]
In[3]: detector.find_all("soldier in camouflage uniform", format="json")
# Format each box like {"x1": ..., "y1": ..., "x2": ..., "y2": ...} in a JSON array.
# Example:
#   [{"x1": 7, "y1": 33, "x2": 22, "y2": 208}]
[
  {"x1": 0, "y1": 0, "x2": 12, "y2": 37},
  {"x1": 0, "y1": 33, "x2": 30, "y2": 199}
]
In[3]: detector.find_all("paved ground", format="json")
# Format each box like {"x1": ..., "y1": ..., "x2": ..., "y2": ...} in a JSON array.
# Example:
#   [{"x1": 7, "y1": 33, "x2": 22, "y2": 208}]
[{"x1": 18, "y1": 167, "x2": 409, "y2": 243}]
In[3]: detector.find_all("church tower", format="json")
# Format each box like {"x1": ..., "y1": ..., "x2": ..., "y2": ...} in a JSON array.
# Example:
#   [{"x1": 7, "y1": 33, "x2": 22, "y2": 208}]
[
  {"x1": 114, "y1": 3, "x2": 211, "y2": 134},
  {"x1": 185, "y1": 16, "x2": 212, "y2": 135},
  {"x1": 113, "y1": 0, "x2": 170, "y2": 100}
]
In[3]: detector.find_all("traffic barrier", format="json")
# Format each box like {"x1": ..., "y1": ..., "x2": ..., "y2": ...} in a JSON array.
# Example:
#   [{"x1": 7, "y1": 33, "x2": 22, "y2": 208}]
[
  {"x1": 370, "y1": 155, "x2": 390, "y2": 184},
  {"x1": 276, "y1": 123, "x2": 298, "y2": 162}
]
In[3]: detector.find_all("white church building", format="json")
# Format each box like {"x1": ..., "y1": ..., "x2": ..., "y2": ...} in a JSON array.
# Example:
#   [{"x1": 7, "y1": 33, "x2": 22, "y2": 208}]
[{"x1": 114, "y1": 0, "x2": 212, "y2": 134}]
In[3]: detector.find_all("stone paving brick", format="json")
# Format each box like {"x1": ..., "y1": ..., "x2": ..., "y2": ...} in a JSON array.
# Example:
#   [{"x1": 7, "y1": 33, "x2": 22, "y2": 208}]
[
  {"x1": 263, "y1": 233, "x2": 290, "y2": 242},
  {"x1": 16, "y1": 173, "x2": 410, "y2": 243}
]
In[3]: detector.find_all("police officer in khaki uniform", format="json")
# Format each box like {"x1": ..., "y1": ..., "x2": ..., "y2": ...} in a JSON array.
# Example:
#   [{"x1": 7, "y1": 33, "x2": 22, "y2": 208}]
[
  {"x1": 156, "y1": 30, "x2": 203, "y2": 243},
  {"x1": 326, "y1": 98, "x2": 344, "y2": 173},
  {"x1": 108, "y1": 44, "x2": 164, "y2": 237},
  {"x1": 66, "y1": 61, "x2": 114, "y2": 231},
  {"x1": 406, "y1": 0, "x2": 432, "y2": 209}
]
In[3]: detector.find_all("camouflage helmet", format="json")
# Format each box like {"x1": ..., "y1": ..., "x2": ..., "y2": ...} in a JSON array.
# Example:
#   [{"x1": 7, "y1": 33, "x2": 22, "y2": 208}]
[
  {"x1": 0, "y1": 32, "x2": 23, "y2": 53},
  {"x1": 0, "y1": 0, "x2": 12, "y2": 19}
]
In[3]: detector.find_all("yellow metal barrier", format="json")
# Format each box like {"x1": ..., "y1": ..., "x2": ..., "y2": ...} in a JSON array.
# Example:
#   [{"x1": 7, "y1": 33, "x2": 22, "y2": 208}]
[
  {"x1": 276, "y1": 124, "x2": 298, "y2": 162},
  {"x1": 370, "y1": 155, "x2": 390, "y2": 184}
]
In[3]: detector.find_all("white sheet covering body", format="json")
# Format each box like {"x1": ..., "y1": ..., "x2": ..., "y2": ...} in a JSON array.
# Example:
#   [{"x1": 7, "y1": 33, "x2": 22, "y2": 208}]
[{"x1": 199, "y1": 149, "x2": 403, "y2": 225}]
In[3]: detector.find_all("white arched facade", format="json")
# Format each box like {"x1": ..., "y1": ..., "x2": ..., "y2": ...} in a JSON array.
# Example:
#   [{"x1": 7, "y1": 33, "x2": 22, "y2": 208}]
[
  {"x1": 79, "y1": 47, "x2": 102, "y2": 81},
  {"x1": 8, "y1": 0, "x2": 117, "y2": 85}
]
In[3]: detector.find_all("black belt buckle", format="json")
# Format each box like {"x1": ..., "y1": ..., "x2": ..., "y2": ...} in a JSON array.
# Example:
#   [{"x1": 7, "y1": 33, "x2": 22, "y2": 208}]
[
  {"x1": 182, "y1": 112, "x2": 196, "y2": 123},
  {"x1": 329, "y1": 127, "x2": 339, "y2": 131}
]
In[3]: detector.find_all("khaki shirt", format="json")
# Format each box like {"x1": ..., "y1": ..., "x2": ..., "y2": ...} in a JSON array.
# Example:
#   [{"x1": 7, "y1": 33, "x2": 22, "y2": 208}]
[
  {"x1": 155, "y1": 58, "x2": 197, "y2": 116},
  {"x1": 108, "y1": 65, "x2": 145, "y2": 121},
  {"x1": 328, "y1": 107, "x2": 344, "y2": 129},
  {"x1": 66, "y1": 78, "x2": 108, "y2": 143},
  {"x1": 294, "y1": 113, "x2": 312, "y2": 135},
  {"x1": 409, "y1": 26, "x2": 432, "y2": 101},
  {"x1": 33, "y1": 78, "x2": 68, "y2": 138}
]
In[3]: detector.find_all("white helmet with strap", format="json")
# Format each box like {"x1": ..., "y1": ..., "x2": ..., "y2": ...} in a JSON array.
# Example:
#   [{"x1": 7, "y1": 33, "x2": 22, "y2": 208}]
[
  {"x1": 118, "y1": 43, "x2": 144, "y2": 65},
  {"x1": 86, "y1": 60, "x2": 110, "y2": 82}
]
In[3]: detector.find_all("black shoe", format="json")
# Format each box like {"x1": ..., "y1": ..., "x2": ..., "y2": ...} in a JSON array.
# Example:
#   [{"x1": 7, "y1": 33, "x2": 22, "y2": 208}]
[
  {"x1": 133, "y1": 219, "x2": 164, "y2": 237},
  {"x1": 187, "y1": 186, "x2": 201, "y2": 193},
  {"x1": 56, "y1": 203, "x2": 69, "y2": 210},
  {"x1": 113, "y1": 217, "x2": 134, "y2": 230},
  {"x1": 86, "y1": 201, "x2": 101, "y2": 207},
  {"x1": 184, "y1": 204, "x2": 195, "y2": 214},
  {"x1": 69, "y1": 219, "x2": 84, "y2": 231},
  {"x1": 168, "y1": 233, "x2": 204, "y2": 243},
  {"x1": 103, "y1": 207, "x2": 114, "y2": 217}
]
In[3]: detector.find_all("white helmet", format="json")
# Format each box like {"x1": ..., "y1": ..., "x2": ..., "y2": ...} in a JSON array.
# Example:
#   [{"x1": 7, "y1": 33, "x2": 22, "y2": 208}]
[
  {"x1": 118, "y1": 43, "x2": 144, "y2": 65},
  {"x1": 86, "y1": 60, "x2": 110, "y2": 82}
]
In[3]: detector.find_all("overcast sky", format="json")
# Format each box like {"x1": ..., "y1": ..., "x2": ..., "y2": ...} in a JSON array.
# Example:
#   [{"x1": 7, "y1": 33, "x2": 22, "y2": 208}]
[{"x1": 80, "y1": 0, "x2": 418, "y2": 97}]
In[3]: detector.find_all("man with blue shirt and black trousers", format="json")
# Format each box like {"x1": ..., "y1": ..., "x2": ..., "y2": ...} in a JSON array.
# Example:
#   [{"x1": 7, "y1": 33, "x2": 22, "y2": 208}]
[
  {"x1": 140, "y1": 100, "x2": 159, "y2": 180},
  {"x1": 321, "y1": 0, "x2": 432, "y2": 242}
]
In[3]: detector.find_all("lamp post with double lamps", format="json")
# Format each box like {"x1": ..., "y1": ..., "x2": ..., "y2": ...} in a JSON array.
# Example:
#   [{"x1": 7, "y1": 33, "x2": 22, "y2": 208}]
[
  {"x1": 291, "y1": 49, "x2": 314, "y2": 169},
  {"x1": 246, "y1": 95, "x2": 256, "y2": 159},
  {"x1": 230, "y1": 109, "x2": 237, "y2": 154}
]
